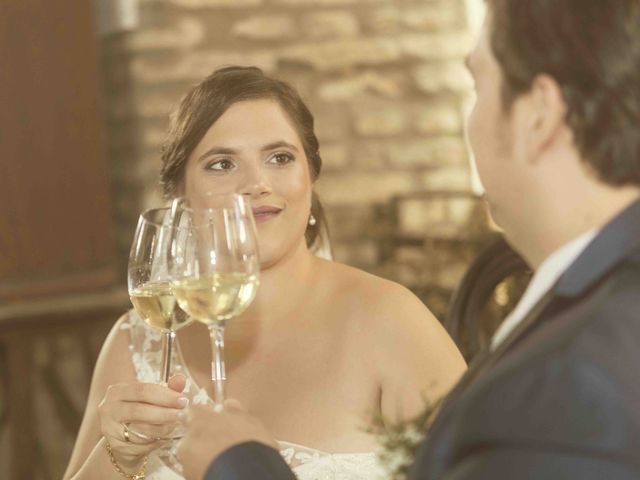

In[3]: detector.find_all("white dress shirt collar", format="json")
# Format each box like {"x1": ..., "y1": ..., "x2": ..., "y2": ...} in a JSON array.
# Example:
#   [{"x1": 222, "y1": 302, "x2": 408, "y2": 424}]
[{"x1": 491, "y1": 229, "x2": 598, "y2": 349}]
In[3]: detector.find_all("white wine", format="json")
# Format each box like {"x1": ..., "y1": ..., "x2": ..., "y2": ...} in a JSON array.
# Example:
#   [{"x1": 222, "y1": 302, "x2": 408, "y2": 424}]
[
  {"x1": 130, "y1": 282, "x2": 192, "y2": 331},
  {"x1": 172, "y1": 272, "x2": 259, "y2": 325}
]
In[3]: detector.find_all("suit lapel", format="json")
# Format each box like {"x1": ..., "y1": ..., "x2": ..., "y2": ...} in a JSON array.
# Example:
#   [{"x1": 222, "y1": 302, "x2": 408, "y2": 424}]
[
  {"x1": 441, "y1": 197, "x2": 640, "y2": 410},
  {"x1": 432, "y1": 287, "x2": 558, "y2": 428},
  {"x1": 411, "y1": 290, "x2": 559, "y2": 480},
  {"x1": 412, "y1": 199, "x2": 640, "y2": 480}
]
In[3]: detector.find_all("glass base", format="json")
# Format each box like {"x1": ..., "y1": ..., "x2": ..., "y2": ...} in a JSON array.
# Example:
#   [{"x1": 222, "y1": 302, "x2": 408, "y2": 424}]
[{"x1": 157, "y1": 439, "x2": 184, "y2": 475}]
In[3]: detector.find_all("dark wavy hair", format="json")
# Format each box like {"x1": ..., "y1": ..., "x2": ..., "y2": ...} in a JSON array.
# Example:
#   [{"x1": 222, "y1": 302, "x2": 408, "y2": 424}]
[
  {"x1": 486, "y1": 0, "x2": 640, "y2": 186},
  {"x1": 160, "y1": 65, "x2": 327, "y2": 248}
]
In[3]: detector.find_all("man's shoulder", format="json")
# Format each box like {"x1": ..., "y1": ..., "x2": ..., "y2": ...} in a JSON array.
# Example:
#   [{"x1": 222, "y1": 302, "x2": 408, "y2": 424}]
[
  {"x1": 565, "y1": 253, "x2": 640, "y2": 345},
  {"x1": 452, "y1": 258, "x2": 640, "y2": 455}
]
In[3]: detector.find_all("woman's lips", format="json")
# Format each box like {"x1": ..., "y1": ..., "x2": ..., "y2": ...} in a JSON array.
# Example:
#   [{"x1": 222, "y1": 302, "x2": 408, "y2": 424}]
[{"x1": 252, "y1": 206, "x2": 282, "y2": 224}]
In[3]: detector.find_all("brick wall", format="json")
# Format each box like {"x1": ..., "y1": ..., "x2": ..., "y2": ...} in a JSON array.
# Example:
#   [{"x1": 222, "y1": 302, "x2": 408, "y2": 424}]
[
  {"x1": 102, "y1": 0, "x2": 489, "y2": 319},
  {"x1": 0, "y1": 4, "x2": 493, "y2": 478}
]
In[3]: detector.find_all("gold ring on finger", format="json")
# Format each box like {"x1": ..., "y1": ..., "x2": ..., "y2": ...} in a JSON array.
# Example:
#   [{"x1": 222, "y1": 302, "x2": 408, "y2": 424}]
[{"x1": 122, "y1": 422, "x2": 131, "y2": 443}]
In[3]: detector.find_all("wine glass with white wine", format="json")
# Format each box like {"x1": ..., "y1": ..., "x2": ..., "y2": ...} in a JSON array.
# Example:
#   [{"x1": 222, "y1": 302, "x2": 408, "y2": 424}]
[
  {"x1": 169, "y1": 192, "x2": 260, "y2": 409},
  {"x1": 128, "y1": 207, "x2": 193, "y2": 440}
]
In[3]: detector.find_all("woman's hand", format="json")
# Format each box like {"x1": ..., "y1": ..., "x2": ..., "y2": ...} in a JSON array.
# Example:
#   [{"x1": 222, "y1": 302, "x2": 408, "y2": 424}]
[{"x1": 97, "y1": 375, "x2": 187, "y2": 468}]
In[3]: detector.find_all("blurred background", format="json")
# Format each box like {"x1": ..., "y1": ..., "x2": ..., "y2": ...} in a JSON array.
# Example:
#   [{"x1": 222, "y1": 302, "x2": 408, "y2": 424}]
[{"x1": 1, "y1": 0, "x2": 531, "y2": 478}]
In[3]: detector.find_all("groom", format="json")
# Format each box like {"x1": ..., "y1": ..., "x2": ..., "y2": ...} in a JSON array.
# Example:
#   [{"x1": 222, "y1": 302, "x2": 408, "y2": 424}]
[{"x1": 178, "y1": 1, "x2": 640, "y2": 478}]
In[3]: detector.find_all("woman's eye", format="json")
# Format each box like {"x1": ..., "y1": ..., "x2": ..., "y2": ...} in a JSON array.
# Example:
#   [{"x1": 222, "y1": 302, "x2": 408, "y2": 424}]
[
  {"x1": 268, "y1": 152, "x2": 295, "y2": 166},
  {"x1": 206, "y1": 159, "x2": 235, "y2": 171}
]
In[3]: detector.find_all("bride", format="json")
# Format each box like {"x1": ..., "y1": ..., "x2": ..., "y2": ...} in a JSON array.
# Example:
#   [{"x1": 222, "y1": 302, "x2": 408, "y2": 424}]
[{"x1": 63, "y1": 66, "x2": 466, "y2": 480}]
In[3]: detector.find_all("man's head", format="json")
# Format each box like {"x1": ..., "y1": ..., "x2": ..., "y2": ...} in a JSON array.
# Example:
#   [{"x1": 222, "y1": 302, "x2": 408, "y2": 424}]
[{"x1": 466, "y1": 0, "x2": 640, "y2": 264}]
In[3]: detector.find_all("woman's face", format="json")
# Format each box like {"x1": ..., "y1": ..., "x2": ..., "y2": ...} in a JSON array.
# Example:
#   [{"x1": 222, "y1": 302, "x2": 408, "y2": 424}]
[{"x1": 183, "y1": 99, "x2": 313, "y2": 269}]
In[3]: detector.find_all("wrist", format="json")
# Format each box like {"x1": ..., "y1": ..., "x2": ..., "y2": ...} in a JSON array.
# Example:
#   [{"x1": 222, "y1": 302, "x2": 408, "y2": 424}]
[
  {"x1": 115, "y1": 452, "x2": 147, "y2": 472},
  {"x1": 104, "y1": 441, "x2": 149, "y2": 479}
]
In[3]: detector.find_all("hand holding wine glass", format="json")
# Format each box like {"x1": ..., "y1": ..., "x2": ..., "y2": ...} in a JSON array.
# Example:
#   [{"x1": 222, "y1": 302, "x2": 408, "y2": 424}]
[
  {"x1": 127, "y1": 207, "x2": 193, "y2": 441},
  {"x1": 170, "y1": 192, "x2": 260, "y2": 409}
]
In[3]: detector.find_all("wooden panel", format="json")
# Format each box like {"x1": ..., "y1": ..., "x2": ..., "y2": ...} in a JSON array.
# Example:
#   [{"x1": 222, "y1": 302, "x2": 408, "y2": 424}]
[
  {"x1": 0, "y1": 290, "x2": 130, "y2": 479},
  {"x1": 0, "y1": 0, "x2": 117, "y2": 300},
  {"x1": 6, "y1": 333, "x2": 37, "y2": 479}
]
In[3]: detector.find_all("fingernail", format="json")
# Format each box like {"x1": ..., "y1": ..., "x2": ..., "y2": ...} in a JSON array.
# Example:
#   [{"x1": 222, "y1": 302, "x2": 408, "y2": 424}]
[
  {"x1": 177, "y1": 397, "x2": 189, "y2": 408},
  {"x1": 178, "y1": 410, "x2": 188, "y2": 421}
]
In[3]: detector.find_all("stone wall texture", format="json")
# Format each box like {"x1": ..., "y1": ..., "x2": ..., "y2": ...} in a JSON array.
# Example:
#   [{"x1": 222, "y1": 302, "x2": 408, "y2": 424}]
[
  {"x1": 0, "y1": 3, "x2": 496, "y2": 478},
  {"x1": 102, "y1": 0, "x2": 489, "y2": 320}
]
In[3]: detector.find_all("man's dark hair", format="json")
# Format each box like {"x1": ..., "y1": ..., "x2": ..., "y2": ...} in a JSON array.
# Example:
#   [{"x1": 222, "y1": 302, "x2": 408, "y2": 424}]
[{"x1": 487, "y1": 0, "x2": 640, "y2": 186}]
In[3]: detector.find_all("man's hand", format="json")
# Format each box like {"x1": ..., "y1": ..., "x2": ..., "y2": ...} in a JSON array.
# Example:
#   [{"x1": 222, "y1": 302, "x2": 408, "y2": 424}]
[{"x1": 177, "y1": 399, "x2": 278, "y2": 480}]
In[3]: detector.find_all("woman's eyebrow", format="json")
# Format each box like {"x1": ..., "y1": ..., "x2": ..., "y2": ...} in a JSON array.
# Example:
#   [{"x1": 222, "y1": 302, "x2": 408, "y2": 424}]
[
  {"x1": 199, "y1": 146, "x2": 238, "y2": 161},
  {"x1": 261, "y1": 141, "x2": 299, "y2": 152},
  {"x1": 198, "y1": 141, "x2": 299, "y2": 161}
]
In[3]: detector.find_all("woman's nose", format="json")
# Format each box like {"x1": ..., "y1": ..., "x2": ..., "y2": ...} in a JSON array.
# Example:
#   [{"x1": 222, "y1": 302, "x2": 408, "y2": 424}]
[{"x1": 238, "y1": 166, "x2": 271, "y2": 198}]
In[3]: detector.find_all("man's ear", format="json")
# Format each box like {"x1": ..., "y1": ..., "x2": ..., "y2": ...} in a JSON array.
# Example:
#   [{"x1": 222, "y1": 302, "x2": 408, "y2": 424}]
[{"x1": 525, "y1": 73, "x2": 568, "y2": 162}]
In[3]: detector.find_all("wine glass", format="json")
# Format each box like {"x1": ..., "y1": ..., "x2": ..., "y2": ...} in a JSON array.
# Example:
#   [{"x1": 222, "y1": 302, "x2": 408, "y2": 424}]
[
  {"x1": 128, "y1": 207, "x2": 193, "y2": 440},
  {"x1": 169, "y1": 192, "x2": 260, "y2": 409}
]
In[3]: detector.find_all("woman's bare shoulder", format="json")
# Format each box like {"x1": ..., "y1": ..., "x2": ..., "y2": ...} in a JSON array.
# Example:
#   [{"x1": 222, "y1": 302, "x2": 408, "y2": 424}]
[
  {"x1": 320, "y1": 259, "x2": 438, "y2": 324},
  {"x1": 319, "y1": 260, "x2": 459, "y2": 350},
  {"x1": 320, "y1": 260, "x2": 466, "y2": 412}
]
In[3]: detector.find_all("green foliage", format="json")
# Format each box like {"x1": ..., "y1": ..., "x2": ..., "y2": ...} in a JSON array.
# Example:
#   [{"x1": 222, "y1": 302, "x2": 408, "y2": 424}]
[{"x1": 367, "y1": 397, "x2": 442, "y2": 480}]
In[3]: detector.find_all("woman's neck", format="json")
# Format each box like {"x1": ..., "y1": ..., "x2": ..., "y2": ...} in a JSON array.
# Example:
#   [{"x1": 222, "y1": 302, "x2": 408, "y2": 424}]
[{"x1": 243, "y1": 239, "x2": 318, "y2": 326}]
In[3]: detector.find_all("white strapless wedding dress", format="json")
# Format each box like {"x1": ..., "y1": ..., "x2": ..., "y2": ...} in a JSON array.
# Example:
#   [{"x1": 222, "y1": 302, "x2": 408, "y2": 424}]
[{"x1": 122, "y1": 312, "x2": 385, "y2": 480}]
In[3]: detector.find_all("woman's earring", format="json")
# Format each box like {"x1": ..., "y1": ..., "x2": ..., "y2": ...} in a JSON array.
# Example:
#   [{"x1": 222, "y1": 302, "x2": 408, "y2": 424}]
[{"x1": 308, "y1": 214, "x2": 317, "y2": 226}]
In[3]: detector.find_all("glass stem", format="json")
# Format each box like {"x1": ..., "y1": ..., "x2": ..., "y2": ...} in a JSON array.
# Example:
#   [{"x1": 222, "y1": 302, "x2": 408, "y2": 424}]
[
  {"x1": 161, "y1": 330, "x2": 176, "y2": 385},
  {"x1": 209, "y1": 323, "x2": 226, "y2": 408}
]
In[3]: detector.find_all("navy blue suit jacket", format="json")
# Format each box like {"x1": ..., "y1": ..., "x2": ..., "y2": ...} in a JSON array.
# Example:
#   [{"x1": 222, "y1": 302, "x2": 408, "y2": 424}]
[{"x1": 205, "y1": 200, "x2": 640, "y2": 479}]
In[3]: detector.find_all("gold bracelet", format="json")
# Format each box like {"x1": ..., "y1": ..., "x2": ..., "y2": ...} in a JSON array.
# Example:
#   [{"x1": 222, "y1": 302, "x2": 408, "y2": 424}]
[{"x1": 104, "y1": 441, "x2": 148, "y2": 480}]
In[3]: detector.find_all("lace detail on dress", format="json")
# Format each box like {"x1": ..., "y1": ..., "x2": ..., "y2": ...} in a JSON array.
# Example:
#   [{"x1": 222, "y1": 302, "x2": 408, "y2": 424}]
[
  {"x1": 123, "y1": 311, "x2": 385, "y2": 480},
  {"x1": 279, "y1": 441, "x2": 384, "y2": 480},
  {"x1": 122, "y1": 311, "x2": 208, "y2": 405}
]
